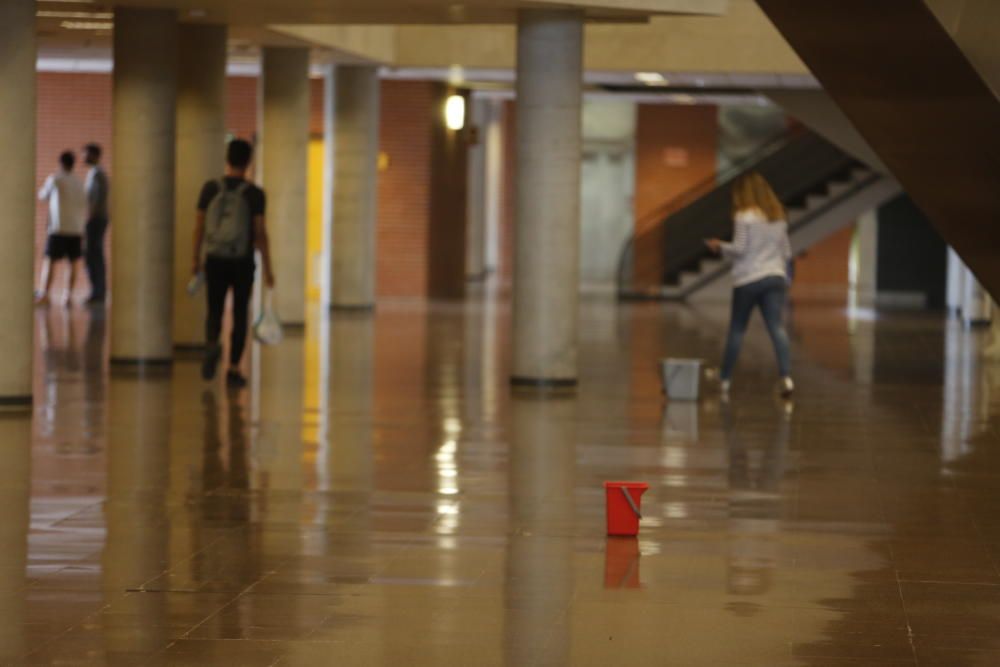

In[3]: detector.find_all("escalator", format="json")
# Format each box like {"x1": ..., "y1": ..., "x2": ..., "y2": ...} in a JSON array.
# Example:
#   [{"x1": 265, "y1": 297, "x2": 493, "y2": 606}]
[{"x1": 618, "y1": 129, "x2": 899, "y2": 300}]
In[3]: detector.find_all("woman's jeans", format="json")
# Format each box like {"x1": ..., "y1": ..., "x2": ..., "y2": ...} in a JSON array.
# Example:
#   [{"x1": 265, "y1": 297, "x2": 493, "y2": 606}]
[{"x1": 720, "y1": 275, "x2": 791, "y2": 380}]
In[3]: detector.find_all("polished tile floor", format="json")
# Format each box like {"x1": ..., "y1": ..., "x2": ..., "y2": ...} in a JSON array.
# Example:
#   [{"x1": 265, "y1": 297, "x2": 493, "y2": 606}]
[{"x1": 8, "y1": 293, "x2": 1000, "y2": 665}]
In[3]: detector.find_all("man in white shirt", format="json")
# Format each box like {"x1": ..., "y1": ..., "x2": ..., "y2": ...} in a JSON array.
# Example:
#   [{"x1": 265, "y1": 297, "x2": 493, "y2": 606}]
[{"x1": 36, "y1": 151, "x2": 88, "y2": 306}]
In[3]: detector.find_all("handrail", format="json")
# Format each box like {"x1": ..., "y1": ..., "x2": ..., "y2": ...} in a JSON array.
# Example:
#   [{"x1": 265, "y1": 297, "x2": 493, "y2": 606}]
[
  {"x1": 632, "y1": 126, "x2": 805, "y2": 237},
  {"x1": 620, "y1": 127, "x2": 806, "y2": 296},
  {"x1": 658, "y1": 170, "x2": 885, "y2": 300},
  {"x1": 618, "y1": 130, "x2": 860, "y2": 298}
]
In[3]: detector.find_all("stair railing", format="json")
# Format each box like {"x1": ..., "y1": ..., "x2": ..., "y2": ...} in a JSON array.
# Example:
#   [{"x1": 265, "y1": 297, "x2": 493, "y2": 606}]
[{"x1": 617, "y1": 129, "x2": 859, "y2": 299}]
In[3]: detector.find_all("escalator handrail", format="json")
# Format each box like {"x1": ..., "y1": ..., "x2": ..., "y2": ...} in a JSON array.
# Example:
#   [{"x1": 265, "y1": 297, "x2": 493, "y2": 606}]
[
  {"x1": 620, "y1": 127, "x2": 807, "y2": 295},
  {"x1": 618, "y1": 131, "x2": 859, "y2": 296},
  {"x1": 633, "y1": 125, "x2": 806, "y2": 234}
]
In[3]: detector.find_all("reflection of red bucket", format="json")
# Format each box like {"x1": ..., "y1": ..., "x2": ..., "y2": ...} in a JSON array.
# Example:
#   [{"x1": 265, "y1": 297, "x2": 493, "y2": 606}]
[
  {"x1": 603, "y1": 481, "x2": 649, "y2": 536},
  {"x1": 604, "y1": 537, "x2": 641, "y2": 588}
]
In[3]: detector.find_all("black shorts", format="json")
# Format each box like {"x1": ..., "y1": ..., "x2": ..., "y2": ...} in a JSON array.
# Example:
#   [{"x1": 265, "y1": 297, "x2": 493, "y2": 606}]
[{"x1": 46, "y1": 234, "x2": 83, "y2": 261}]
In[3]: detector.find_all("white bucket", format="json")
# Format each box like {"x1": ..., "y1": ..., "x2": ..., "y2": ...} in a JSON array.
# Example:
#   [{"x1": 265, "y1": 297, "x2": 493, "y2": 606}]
[
  {"x1": 661, "y1": 358, "x2": 702, "y2": 401},
  {"x1": 663, "y1": 401, "x2": 699, "y2": 441}
]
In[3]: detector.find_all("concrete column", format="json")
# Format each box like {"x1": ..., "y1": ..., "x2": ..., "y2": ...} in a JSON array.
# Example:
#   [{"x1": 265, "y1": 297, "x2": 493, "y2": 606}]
[
  {"x1": 331, "y1": 66, "x2": 379, "y2": 309},
  {"x1": 320, "y1": 65, "x2": 336, "y2": 309},
  {"x1": 483, "y1": 99, "x2": 504, "y2": 276},
  {"x1": 962, "y1": 271, "x2": 992, "y2": 325},
  {"x1": 849, "y1": 209, "x2": 878, "y2": 307},
  {"x1": 947, "y1": 247, "x2": 966, "y2": 312},
  {"x1": 0, "y1": 414, "x2": 30, "y2": 660},
  {"x1": 111, "y1": 8, "x2": 178, "y2": 364},
  {"x1": 0, "y1": 0, "x2": 36, "y2": 403},
  {"x1": 949, "y1": 248, "x2": 992, "y2": 325},
  {"x1": 173, "y1": 23, "x2": 227, "y2": 349},
  {"x1": 260, "y1": 47, "x2": 310, "y2": 325},
  {"x1": 104, "y1": 374, "x2": 169, "y2": 656},
  {"x1": 505, "y1": 397, "x2": 575, "y2": 664},
  {"x1": 466, "y1": 97, "x2": 488, "y2": 280},
  {"x1": 511, "y1": 9, "x2": 583, "y2": 386}
]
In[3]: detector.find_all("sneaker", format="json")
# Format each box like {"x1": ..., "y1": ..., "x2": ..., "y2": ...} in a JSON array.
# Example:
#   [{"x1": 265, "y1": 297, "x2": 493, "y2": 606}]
[
  {"x1": 779, "y1": 376, "x2": 795, "y2": 398},
  {"x1": 201, "y1": 344, "x2": 221, "y2": 381},
  {"x1": 780, "y1": 398, "x2": 794, "y2": 418},
  {"x1": 226, "y1": 370, "x2": 248, "y2": 389}
]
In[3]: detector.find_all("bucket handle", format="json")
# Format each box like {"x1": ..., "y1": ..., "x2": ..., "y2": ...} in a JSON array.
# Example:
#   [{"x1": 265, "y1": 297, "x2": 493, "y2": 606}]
[
  {"x1": 620, "y1": 486, "x2": 642, "y2": 519},
  {"x1": 664, "y1": 361, "x2": 701, "y2": 389}
]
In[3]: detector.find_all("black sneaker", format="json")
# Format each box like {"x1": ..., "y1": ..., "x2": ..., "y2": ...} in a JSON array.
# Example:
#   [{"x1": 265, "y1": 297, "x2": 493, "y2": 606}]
[
  {"x1": 226, "y1": 370, "x2": 248, "y2": 389},
  {"x1": 202, "y1": 344, "x2": 222, "y2": 381}
]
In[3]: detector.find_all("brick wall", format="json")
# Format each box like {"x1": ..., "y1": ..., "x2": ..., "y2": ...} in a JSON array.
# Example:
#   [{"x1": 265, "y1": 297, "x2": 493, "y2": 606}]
[
  {"x1": 35, "y1": 72, "x2": 113, "y2": 290},
  {"x1": 35, "y1": 72, "x2": 265, "y2": 289},
  {"x1": 34, "y1": 72, "x2": 462, "y2": 301},
  {"x1": 374, "y1": 79, "x2": 469, "y2": 299},
  {"x1": 632, "y1": 104, "x2": 719, "y2": 287},
  {"x1": 376, "y1": 80, "x2": 435, "y2": 298},
  {"x1": 498, "y1": 103, "x2": 720, "y2": 291},
  {"x1": 225, "y1": 76, "x2": 257, "y2": 140},
  {"x1": 791, "y1": 223, "x2": 854, "y2": 298}
]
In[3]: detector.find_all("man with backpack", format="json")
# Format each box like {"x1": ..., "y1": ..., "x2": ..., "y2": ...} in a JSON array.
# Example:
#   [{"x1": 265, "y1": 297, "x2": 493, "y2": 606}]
[{"x1": 192, "y1": 138, "x2": 275, "y2": 388}]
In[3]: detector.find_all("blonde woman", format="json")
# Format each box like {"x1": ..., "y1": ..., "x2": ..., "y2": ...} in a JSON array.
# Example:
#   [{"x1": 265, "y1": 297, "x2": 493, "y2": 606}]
[{"x1": 705, "y1": 172, "x2": 794, "y2": 397}]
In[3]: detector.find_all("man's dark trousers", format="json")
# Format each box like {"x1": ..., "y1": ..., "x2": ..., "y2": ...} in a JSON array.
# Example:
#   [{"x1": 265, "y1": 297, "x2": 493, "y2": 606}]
[{"x1": 85, "y1": 216, "x2": 108, "y2": 300}]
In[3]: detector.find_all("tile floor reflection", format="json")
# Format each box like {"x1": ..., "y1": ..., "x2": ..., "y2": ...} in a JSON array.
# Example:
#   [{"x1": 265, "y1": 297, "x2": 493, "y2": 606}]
[{"x1": 9, "y1": 296, "x2": 1000, "y2": 664}]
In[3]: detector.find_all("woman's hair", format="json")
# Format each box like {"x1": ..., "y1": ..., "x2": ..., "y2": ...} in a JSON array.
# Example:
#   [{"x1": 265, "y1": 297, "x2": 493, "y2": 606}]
[{"x1": 732, "y1": 171, "x2": 785, "y2": 222}]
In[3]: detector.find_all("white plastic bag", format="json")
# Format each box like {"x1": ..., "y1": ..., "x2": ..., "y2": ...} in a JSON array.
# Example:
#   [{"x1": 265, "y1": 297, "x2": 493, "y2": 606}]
[{"x1": 253, "y1": 289, "x2": 283, "y2": 345}]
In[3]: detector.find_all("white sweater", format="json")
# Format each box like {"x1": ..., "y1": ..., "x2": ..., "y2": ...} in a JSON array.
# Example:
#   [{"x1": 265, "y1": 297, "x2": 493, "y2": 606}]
[
  {"x1": 720, "y1": 209, "x2": 791, "y2": 287},
  {"x1": 38, "y1": 170, "x2": 87, "y2": 236}
]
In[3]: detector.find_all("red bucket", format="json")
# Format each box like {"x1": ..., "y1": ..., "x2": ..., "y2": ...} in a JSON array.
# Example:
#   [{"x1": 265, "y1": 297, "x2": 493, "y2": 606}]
[
  {"x1": 604, "y1": 536, "x2": 641, "y2": 588},
  {"x1": 604, "y1": 481, "x2": 649, "y2": 536}
]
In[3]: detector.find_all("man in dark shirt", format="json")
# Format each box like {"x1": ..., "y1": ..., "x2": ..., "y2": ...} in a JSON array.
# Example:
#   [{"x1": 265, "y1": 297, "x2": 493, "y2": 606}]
[
  {"x1": 192, "y1": 138, "x2": 275, "y2": 388},
  {"x1": 82, "y1": 143, "x2": 110, "y2": 304}
]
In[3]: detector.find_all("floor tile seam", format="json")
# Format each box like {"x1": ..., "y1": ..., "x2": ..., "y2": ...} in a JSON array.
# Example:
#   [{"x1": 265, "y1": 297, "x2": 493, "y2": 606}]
[
  {"x1": 31, "y1": 502, "x2": 106, "y2": 529},
  {"x1": 967, "y1": 514, "x2": 1000, "y2": 580},
  {"x1": 136, "y1": 525, "x2": 256, "y2": 589},
  {"x1": 894, "y1": 567, "x2": 920, "y2": 665},
  {"x1": 175, "y1": 578, "x2": 267, "y2": 641},
  {"x1": 20, "y1": 620, "x2": 80, "y2": 662}
]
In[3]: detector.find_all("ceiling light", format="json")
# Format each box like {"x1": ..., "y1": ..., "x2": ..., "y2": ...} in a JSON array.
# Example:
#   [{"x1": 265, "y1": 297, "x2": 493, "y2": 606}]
[
  {"x1": 60, "y1": 20, "x2": 113, "y2": 30},
  {"x1": 38, "y1": 10, "x2": 112, "y2": 19},
  {"x1": 635, "y1": 72, "x2": 668, "y2": 86},
  {"x1": 445, "y1": 94, "x2": 465, "y2": 131}
]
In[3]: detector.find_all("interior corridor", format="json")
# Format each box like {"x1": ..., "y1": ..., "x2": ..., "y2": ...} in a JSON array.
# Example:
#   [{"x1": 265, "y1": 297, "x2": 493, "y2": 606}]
[{"x1": 9, "y1": 295, "x2": 1000, "y2": 665}]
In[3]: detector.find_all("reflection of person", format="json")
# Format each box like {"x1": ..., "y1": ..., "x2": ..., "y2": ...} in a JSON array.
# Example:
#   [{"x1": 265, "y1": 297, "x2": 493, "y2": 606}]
[
  {"x1": 197, "y1": 391, "x2": 254, "y2": 597},
  {"x1": 82, "y1": 143, "x2": 110, "y2": 305},
  {"x1": 192, "y1": 139, "x2": 275, "y2": 389},
  {"x1": 722, "y1": 399, "x2": 791, "y2": 598},
  {"x1": 705, "y1": 172, "x2": 794, "y2": 397},
  {"x1": 36, "y1": 151, "x2": 88, "y2": 307}
]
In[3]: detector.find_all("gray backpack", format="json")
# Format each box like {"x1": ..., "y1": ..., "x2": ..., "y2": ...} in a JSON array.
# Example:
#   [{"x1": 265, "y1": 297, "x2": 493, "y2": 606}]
[{"x1": 204, "y1": 179, "x2": 251, "y2": 259}]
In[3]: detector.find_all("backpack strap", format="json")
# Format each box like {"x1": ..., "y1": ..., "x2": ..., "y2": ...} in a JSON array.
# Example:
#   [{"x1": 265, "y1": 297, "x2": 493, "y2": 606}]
[{"x1": 234, "y1": 180, "x2": 251, "y2": 195}]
